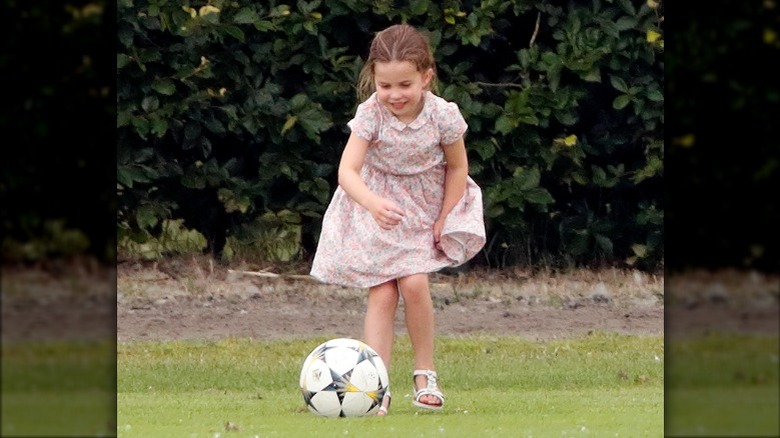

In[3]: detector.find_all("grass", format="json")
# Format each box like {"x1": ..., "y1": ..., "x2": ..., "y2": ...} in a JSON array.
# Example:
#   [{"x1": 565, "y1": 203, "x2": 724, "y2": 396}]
[
  {"x1": 117, "y1": 333, "x2": 664, "y2": 437},
  {"x1": 1, "y1": 339, "x2": 116, "y2": 436},
  {"x1": 665, "y1": 332, "x2": 780, "y2": 437}
]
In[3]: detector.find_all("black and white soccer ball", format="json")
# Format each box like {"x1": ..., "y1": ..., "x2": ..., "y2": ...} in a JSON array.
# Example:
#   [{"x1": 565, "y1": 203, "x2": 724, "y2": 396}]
[{"x1": 299, "y1": 338, "x2": 390, "y2": 418}]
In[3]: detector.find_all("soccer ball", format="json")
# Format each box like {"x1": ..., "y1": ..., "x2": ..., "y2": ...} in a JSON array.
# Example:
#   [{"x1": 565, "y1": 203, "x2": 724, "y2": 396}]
[{"x1": 299, "y1": 338, "x2": 389, "y2": 418}]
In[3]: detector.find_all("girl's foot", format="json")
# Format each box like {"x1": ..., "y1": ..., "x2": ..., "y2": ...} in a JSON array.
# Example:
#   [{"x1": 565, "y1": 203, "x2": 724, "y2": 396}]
[
  {"x1": 376, "y1": 390, "x2": 391, "y2": 416},
  {"x1": 412, "y1": 370, "x2": 444, "y2": 411}
]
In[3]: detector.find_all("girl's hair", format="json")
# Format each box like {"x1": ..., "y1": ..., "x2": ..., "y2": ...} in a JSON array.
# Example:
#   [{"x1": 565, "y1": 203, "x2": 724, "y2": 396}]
[{"x1": 356, "y1": 24, "x2": 438, "y2": 102}]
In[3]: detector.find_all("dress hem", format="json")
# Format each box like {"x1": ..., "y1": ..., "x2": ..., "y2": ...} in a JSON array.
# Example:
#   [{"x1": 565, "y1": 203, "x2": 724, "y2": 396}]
[{"x1": 310, "y1": 266, "x2": 455, "y2": 290}]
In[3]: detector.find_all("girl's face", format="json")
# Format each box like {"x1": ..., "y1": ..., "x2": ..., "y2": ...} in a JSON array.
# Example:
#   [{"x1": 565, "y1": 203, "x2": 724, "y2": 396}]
[{"x1": 373, "y1": 60, "x2": 432, "y2": 122}]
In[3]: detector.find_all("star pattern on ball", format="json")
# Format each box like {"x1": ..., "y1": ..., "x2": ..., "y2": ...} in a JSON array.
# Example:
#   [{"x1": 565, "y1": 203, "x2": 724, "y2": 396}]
[{"x1": 299, "y1": 339, "x2": 390, "y2": 417}]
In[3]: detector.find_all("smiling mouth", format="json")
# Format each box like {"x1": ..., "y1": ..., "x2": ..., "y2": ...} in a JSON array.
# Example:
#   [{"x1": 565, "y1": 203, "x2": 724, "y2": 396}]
[{"x1": 389, "y1": 102, "x2": 405, "y2": 110}]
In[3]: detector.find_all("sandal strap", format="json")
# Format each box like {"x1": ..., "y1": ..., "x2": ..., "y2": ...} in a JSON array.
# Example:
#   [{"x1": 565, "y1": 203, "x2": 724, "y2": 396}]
[
  {"x1": 414, "y1": 387, "x2": 445, "y2": 401},
  {"x1": 413, "y1": 369, "x2": 443, "y2": 400},
  {"x1": 413, "y1": 369, "x2": 439, "y2": 389},
  {"x1": 377, "y1": 391, "x2": 392, "y2": 414}
]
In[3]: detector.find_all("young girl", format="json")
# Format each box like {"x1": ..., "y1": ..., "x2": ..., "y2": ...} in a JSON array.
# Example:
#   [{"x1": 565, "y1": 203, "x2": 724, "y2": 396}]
[{"x1": 310, "y1": 24, "x2": 486, "y2": 415}]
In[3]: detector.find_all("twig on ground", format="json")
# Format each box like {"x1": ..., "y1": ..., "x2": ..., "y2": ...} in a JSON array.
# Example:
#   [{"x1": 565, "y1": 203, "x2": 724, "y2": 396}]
[{"x1": 228, "y1": 269, "x2": 317, "y2": 282}]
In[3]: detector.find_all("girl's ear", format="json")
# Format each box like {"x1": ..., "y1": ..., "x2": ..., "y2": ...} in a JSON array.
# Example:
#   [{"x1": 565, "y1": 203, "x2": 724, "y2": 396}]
[{"x1": 422, "y1": 68, "x2": 434, "y2": 88}]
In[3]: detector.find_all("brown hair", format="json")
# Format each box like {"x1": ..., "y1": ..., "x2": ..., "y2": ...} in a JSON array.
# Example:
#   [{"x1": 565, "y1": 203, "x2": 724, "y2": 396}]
[{"x1": 356, "y1": 24, "x2": 438, "y2": 102}]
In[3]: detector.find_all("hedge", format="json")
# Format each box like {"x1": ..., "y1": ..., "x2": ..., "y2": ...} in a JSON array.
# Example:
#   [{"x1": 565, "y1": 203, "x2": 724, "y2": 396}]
[{"x1": 117, "y1": 0, "x2": 663, "y2": 271}]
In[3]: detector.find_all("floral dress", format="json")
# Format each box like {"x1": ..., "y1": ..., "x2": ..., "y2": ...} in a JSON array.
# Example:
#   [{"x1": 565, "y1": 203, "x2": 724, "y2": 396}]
[{"x1": 310, "y1": 91, "x2": 486, "y2": 288}]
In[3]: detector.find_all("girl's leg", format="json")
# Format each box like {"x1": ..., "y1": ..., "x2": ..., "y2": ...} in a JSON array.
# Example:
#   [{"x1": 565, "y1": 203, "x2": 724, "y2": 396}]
[
  {"x1": 397, "y1": 273, "x2": 442, "y2": 407},
  {"x1": 363, "y1": 280, "x2": 399, "y2": 365},
  {"x1": 363, "y1": 280, "x2": 399, "y2": 414}
]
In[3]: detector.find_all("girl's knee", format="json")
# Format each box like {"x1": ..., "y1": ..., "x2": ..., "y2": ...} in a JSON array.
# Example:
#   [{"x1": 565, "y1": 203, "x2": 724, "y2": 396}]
[
  {"x1": 398, "y1": 274, "x2": 430, "y2": 302},
  {"x1": 369, "y1": 281, "x2": 400, "y2": 308}
]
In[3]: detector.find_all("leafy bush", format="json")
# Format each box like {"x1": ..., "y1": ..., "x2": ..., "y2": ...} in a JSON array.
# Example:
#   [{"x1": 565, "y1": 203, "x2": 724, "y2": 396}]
[{"x1": 117, "y1": 0, "x2": 663, "y2": 270}]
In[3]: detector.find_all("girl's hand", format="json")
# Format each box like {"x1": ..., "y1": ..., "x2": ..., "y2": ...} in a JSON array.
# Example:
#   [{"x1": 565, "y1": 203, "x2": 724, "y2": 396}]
[
  {"x1": 369, "y1": 198, "x2": 405, "y2": 230},
  {"x1": 433, "y1": 218, "x2": 445, "y2": 251}
]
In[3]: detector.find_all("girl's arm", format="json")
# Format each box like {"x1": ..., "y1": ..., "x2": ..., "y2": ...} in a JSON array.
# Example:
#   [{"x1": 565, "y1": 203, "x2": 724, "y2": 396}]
[
  {"x1": 338, "y1": 132, "x2": 405, "y2": 229},
  {"x1": 434, "y1": 137, "x2": 468, "y2": 243}
]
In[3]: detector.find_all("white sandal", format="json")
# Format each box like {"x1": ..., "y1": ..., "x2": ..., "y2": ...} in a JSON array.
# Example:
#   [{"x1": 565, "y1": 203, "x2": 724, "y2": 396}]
[
  {"x1": 412, "y1": 369, "x2": 444, "y2": 411},
  {"x1": 376, "y1": 390, "x2": 391, "y2": 416}
]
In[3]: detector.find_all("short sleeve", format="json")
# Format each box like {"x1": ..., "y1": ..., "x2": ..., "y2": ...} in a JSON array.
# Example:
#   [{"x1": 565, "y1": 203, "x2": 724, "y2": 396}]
[
  {"x1": 438, "y1": 100, "x2": 468, "y2": 145},
  {"x1": 347, "y1": 96, "x2": 379, "y2": 142}
]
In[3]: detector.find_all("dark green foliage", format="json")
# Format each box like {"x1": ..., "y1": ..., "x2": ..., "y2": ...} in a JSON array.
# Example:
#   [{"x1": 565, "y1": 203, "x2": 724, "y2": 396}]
[
  {"x1": 1, "y1": 1, "x2": 116, "y2": 263},
  {"x1": 666, "y1": 1, "x2": 779, "y2": 272},
  {"x1": 116, "y1": 0, "x2": 664, "y2": 270}
]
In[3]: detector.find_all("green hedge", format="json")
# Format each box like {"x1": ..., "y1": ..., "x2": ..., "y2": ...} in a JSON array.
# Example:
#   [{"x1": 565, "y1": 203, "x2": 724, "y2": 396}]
[
  {"x1": 117, "y1": 0, "x2": 663, "y2": 270},
  {"x1": 665, "y1": 1, "x2": 778, "y2": 272},
  {"x1": 2, "y1": 1, "x2": 116, "y2": 263}
]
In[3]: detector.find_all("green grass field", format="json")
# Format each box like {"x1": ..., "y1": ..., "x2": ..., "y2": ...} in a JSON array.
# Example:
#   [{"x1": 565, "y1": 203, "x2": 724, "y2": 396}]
[
  {"x1": 665, "y1": 332, "x2": 780, "y2": 437},
  {"x1": 117, "y1": 333, "x2": 664, "y2": 437},
  {"x1": 2, "y1": 340, "x2": 115, "y2": 436},
  {"x1": 5, "y1": 331, "x2": 775, "y2": 437}
]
